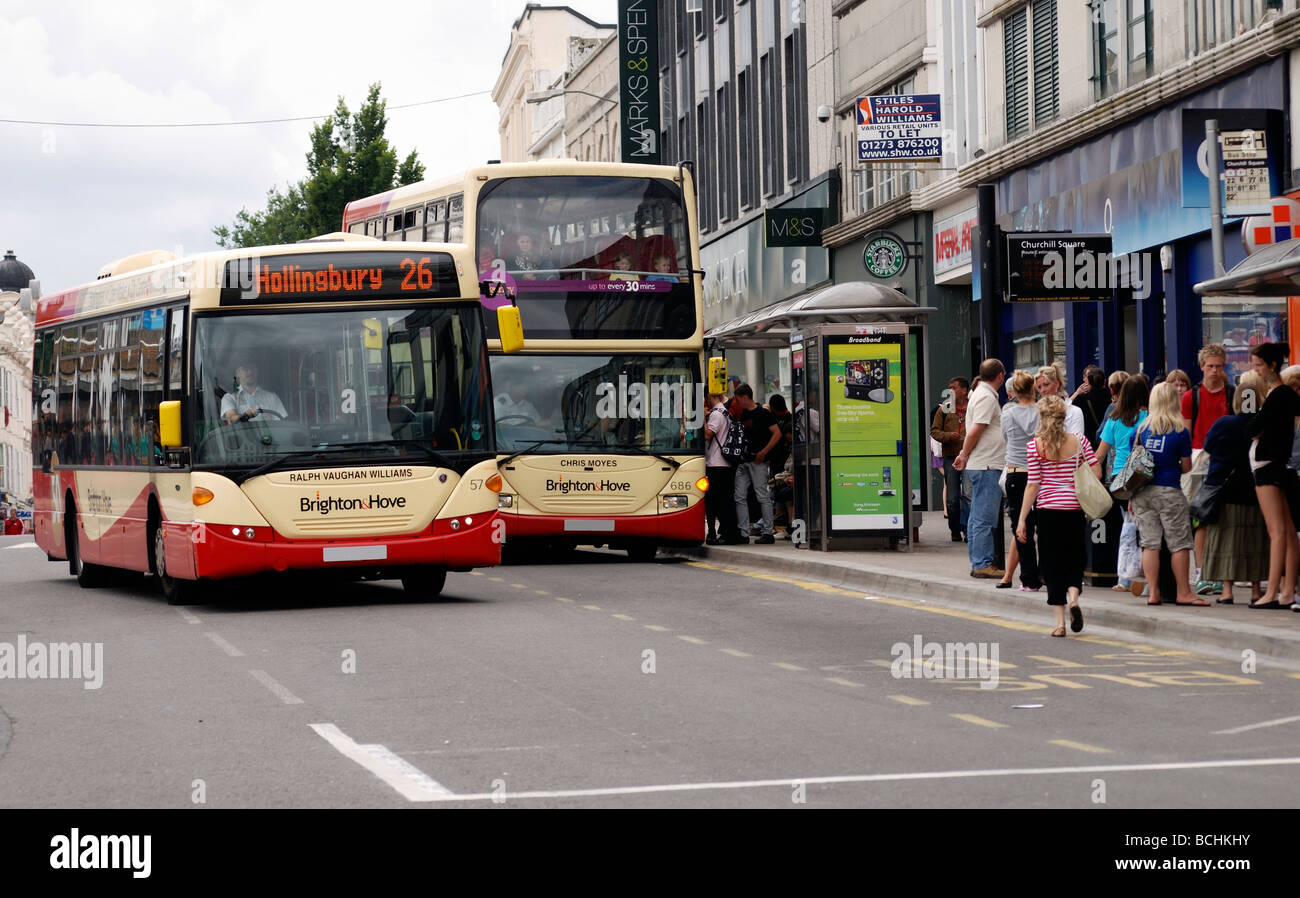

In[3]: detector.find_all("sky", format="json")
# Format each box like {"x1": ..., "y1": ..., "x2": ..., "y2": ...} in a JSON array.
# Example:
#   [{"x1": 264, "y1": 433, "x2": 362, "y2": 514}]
[{"x1": 0, "y1": 0, "x2": 615, "y2": 294}]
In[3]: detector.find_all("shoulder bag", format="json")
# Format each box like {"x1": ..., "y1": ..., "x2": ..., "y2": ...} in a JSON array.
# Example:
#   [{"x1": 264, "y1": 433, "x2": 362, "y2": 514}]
[
  {"x1": 1110, "y1": 428, "x2": 1154, "y2": 500},
  {"x1": 1073, "y1": 442, "x2": 1114, "y2": 520}
]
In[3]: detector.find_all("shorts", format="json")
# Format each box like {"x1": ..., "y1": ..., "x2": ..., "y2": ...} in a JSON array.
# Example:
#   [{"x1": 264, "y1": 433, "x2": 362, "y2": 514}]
[
  {"x1": 1253, "y1": 460, "x2": 1293, "y2": 487},
  {"x1": 1130, "y1": 485, "x2": 1195, "y2": 553}
]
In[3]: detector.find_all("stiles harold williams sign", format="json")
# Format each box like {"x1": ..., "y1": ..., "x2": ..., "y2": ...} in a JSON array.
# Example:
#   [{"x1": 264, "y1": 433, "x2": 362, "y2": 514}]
[{"x1": 618, "y1": 0, "x2": 661, "y2": 165}]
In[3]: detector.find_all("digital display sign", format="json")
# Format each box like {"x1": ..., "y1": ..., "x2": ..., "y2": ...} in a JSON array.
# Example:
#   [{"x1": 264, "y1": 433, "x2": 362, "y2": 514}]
[{"x1": 221, "y1": 252, "x2": 460, "y2": 305}]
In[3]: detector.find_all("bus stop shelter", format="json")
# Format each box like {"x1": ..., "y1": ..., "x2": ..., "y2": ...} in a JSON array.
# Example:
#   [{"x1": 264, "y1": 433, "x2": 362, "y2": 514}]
[
  {"x1": 1194, "y1": 237, "x2": 1300, "y2": 361},
  {"x1": 705, "y1": 281, "x2": 935, "y2": 550}
]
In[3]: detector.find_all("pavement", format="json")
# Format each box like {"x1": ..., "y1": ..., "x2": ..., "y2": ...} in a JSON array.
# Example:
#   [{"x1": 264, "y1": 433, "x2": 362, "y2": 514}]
[{"x1": 671, "y1": 513, "x2": 1300, "y2": 671}]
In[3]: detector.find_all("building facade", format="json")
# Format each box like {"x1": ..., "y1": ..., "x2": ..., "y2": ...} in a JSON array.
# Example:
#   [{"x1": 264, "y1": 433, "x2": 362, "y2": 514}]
[
  {"x1": 493, "y1": 4, "x2": 615, "y2": 163},
  {"x1": 0, "y1": 250, "x2": 35, "y2": 510}
]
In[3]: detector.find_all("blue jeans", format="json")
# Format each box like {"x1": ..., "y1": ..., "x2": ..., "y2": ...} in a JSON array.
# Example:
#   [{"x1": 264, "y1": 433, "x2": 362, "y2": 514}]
[{"x1": 965, "y1": 468, "x2": 1003, "y2": 570}]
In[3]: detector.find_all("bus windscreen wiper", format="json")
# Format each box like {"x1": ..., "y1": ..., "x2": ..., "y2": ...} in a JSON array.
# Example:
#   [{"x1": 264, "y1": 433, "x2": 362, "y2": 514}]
[
  {"x1": 337, "y1": 439, "x2": 459, "y2": 470},
  {"x1": 608, "y1": 442, "x2": 682, "y2": 470}
]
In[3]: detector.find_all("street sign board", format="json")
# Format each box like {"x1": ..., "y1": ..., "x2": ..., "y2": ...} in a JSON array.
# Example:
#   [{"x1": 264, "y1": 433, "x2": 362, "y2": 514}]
[
  {"x1": 1006, "y1": 233, "x2": 1117, "y2": 302},
  {"x1": 1242, "y1": 197, "x2": 1300, "y2": 255},
  {"x1": 1181, "y1": 108, "x2": 1283, "y2": 212},
  {"x1": 856, "y1": 94, "x2": 942, "y2": 161},
  {"x1": 764, "y1": 208, "x2": 827, "y2": 247},
  {"x1": 1221, "y1": 129, "x2": 1272, "y2": 216}
]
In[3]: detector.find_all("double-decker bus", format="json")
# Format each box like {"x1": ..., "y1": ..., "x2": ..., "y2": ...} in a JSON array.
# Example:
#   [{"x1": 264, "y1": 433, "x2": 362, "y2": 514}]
[
  {"x1": 30, "y1": 238, "x2": 504, "y2": 603},
  {"x1": 343, "y1": 161, "x2": 708, "y2": 561}
]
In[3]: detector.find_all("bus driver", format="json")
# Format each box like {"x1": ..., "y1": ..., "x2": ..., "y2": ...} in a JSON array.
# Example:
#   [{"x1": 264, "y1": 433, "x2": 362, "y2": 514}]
[{"x1": 221, "y1": 359, "x2": 288, "y2": 424}]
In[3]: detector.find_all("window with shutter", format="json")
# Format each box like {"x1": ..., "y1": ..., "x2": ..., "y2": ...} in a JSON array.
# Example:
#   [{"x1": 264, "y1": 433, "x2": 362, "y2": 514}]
[
  {"x1": 1032, "y1": 0, "x2": 1059, "y2": 125},
  {"x1": 1004, "y1": 9, "x2": 1029, "y2": 139}
]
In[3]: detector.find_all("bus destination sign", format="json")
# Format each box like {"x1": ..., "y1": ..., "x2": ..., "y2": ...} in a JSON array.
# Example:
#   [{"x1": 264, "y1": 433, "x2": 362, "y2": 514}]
[{"x1": 220, "y1": 252, "x2": 460, "y2": 305}]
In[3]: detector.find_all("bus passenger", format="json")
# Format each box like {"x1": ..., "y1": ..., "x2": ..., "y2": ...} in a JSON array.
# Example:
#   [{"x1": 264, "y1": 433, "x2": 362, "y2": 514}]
[
  {"x1": 646, "y1": 253, "x2": 679, "y2": 282},
  {"x1": 221, "y1": 360, "x2": 287, "y2": 425},
  {"x1": 609, "y1": 252, "x2": 636, "y2": 281}
]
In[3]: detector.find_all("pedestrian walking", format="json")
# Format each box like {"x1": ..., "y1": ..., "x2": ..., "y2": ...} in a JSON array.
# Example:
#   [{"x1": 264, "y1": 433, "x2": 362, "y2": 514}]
[
  {"x1": 999, "y1": 370, "x2": 1041, "y2": 591},
  {"x1": 1246, "y1": 342, "x2": 1300, "y2": 609},
  {"x1": 931, "y1": 376, "x2": 970, "y2": 542},
  {"x1": 1015, "y1": 395, "x2": 1099, "y2": 636},
  {"x1": 954, "y1": 359, "x2": 1007, "y2": 578},
  {"x1": 1130, "y1": 383, "x2": 1201, "y2": 606}
]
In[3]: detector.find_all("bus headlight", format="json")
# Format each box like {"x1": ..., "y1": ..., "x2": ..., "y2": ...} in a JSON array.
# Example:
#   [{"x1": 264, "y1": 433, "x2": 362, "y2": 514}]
[
  {"x1": 498, "y1": 494, "x2": 514, "y2": 509},
  {"x1": 662, "y1": 495, "x2": 689, "y2": 509}
]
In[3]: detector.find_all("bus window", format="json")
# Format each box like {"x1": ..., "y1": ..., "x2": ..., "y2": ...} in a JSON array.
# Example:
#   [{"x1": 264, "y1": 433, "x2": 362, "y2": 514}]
[
  {"x1": 348, "y1": 221, "x2": 365, "y2": 235},
  {"x1": 167, "y1": 311, "x2": 184, "y2": 395},
  {"x1": 404, "y1": 207, "x2": 423, "y2": 242},
  {"x1": 119, "y1": 314, "x2": 142, "y2": 465},
  {"x1": 141, "y1": 308, "x2": 166, "y2": 464},
  {"x1": 425, "y1": 202, "x2": 445, "y2": 241},
  {"x1": 447, "y1": 194, "x2": 464, "y2": 243},
  {"x1": 387, "y1": 213, "x2": 404, "y2": 240},
  {"x1": 98, "y1": 320, "x2": 119, "y2": 465}
]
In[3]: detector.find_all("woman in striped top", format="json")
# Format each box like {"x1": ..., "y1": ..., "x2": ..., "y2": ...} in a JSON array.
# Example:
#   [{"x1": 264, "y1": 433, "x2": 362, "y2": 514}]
[{"x1": 1015, "y1": 395, "x2": 1103, "y2": 637}]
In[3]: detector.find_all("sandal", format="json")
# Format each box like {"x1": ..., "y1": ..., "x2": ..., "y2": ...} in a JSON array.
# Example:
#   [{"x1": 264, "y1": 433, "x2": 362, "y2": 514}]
[
  {"x1": 1175, "y1": 598, "x2": 1211, "y2": 606},
  {"x1": 1050, "y1": 625, "x2": 1066, "y2": 637},
  {"x1": 1215, "y1": 597, "x2": 1234, "y2": 604},
  {"x1": 1111, "y1": 584, "x2": 1130, "y2": 592},
  {"x1": 1069, "y1": 604, "x2": 1084, "y2": 633},
  {"x1": 1147, "y1": 597, "x2": 1161, "y2": 606}
]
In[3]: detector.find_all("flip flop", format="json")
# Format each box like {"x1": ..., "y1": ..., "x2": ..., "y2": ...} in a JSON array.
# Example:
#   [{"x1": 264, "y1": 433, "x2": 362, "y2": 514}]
[
  {"x1": 1069, "y1": 604, "x2": 1084, "y2": 633},
  {"x1": 1249, "y1": 600, "x2": 1280, "y2": 609},
  {"x1": 1050, "y1": 626, "x2": 1066, "y2": 637},
  {"x1": 1147, "y1": 598, "x2": 1161, "y2": 606},
  {"x1": 1175, "y1": 598, "x2": 1211, "y2": 606},
  {"x1": 1215, "y1": 597, "x2": 1234, "y2": 604}
]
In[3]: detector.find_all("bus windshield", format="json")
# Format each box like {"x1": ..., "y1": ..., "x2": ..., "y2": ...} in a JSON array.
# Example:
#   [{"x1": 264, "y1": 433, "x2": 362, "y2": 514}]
[
  {"x1": 192, "y1": 306, "x2": 491, "y2": 469},
  {"x1": 477, "y1": 176, "x2": 696, "y2": 340},
  {"x1": 490, "y1": 353, "x2": 703, "y2": 454}
]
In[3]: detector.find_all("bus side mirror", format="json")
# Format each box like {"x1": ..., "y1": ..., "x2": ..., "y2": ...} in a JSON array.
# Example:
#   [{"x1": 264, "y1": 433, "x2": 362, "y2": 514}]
[
  {"x1": 497, "y1": 305, "x2": 524, "y2": 354},
  {"x1": 160, "y1": 401, "x2": 182, "y2": 448}
]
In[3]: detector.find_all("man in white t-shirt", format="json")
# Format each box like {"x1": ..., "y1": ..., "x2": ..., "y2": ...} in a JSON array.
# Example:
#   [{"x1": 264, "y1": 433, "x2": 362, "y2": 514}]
[
  {"x1": 221, "y1": 360, "x2": 288, "y2": 425},
  {"x1": 704, "y1": 393, "x2": 741, "y2": 544},
  {"x1": 954, "y1": 359, "x2": 1007, "y2": 578}
]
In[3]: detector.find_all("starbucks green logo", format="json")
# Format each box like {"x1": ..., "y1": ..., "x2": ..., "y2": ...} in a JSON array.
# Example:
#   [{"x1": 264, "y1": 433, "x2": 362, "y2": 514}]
[{"x1": 863, "y1": 232, "x2": 907, "y2": 279}]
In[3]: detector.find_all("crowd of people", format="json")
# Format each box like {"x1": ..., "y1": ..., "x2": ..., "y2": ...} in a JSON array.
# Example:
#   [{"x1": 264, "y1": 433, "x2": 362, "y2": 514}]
[
  {"x1": 937, "y1": 342, "x2": 1300, "y2": 636},
  {"x1": 704, "y1": 383, "x2": 794, "y2": 546}
]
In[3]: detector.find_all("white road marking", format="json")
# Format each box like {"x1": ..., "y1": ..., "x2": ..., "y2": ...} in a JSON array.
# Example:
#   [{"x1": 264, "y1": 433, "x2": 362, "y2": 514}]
[
  {"x1": 1214, "y1": 714, "x2": 1300, "y2": 735},
  {"x1": 2, "y1": 542, "x2": 39, "y2": 550},
  {"x1": 310, "y1": 723, "x2": 452, "y2": 800},
  {"x1": 176, "y1": 608, "x2": 201, "y2": 625},
  {"x1": 249, "y1": 669, "x2": 304, "y2": 705},
  {"x1": 205, "y1": 632, "x2": 244, "y2": 657},
  {"x1": 411, "y1": 756, "x2": 1300, "y2": 803}
]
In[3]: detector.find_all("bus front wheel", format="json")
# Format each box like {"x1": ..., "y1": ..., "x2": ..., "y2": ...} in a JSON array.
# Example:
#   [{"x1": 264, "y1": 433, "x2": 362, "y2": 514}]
[
  {"x1": 400, "y1": 567, "x2": 447, "y2": 599},
  {"x1": 152, "y1": 522, "x2": 200, "y2": 605}
]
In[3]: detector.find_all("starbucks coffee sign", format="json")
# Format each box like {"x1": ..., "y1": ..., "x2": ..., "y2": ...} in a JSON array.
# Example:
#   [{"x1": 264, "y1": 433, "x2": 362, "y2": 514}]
[{"x1": 862, "y1": 231, "x2": 908, "y2": 279}]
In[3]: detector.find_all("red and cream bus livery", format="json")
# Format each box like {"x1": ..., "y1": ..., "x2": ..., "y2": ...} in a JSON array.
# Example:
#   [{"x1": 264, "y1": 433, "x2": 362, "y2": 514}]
[
  {"x1": 30, "y1": 240, "x2": 503, "y2": 602},
  {"x1": 344, "y1": 161, "x2": 708, "y2": 561}
]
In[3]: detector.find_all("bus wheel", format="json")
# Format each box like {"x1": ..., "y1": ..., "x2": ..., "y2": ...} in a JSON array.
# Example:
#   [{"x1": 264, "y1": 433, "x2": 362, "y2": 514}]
[
  {"x1": 400, "y1": 567, "x2": 447, "y2": 598},
  {"x1": 626, "y1": 543, "x2": 657, "y2": 563},
  {"x1": 153, "y1": 522, "x2": 199, "y2": 605},
  {"x1": 66, "y1": 503, "x2": 107, "y2": 588}
]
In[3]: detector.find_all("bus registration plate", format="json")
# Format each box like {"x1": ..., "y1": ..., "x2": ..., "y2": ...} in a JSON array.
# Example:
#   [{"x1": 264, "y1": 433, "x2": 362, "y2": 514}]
[{"x1": 323, "y1": 546, "x2": 388, "y2": 562}]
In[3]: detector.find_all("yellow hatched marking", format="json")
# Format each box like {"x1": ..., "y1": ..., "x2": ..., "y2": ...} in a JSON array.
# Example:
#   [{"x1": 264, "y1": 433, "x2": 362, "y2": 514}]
[
  {"x1": 772, "y1": 662, "x2": 806, "y2": 671},
  {"x1": 612, "y1": 613, "x2": 636, "y2": 621},
  {"x1": 1050, "y1": 739, "x2": 1112, "y2": 754},
  {"x1": 1029, "y1": 673, "x2": 1159, "y2": 689},
  {"x1": 469, "y1": 572, "x2": 484, "y2": 576},
  {"x1": 825, "y1": 677, "x2": 865, "y2": 688},
  {"x1": 678, "y1": 635, "x2": 708, "y2": 645},
  {"x1": 1289, "y1": 673, "x2": 1300, "y2": 681},
  {"x1": 488, "y1": 577, "x2": 504, "y2": 582},
  {"x1": 582, "y1": 604, "x2": 602, "y2": 611},
  {"x1": 720, "y1": 648, "x2": 752, "y2": 658},
  {"x1": 889, "y1": 695, "x2": 930, "y2": 706},
  {"x1": 645, "y1": 625, "x2": 672, "y2": 632},
  {"x1": 554, "y1": 597, "x2": 573, "y2": 603},
  {"x1": 1128, "y1": 670, "x2": 1261, "y2": 687},
  {"x1": 533, "y1": 590, "x2": 550, "y2": 595},
  {"x1": 950, "y1": 714, "x2": 1007, "y2": 729},
  {"x1": 1027, "y1": 655, "x2": 1085, "y2": 668},
  {"x1": 511, "y1": 583, "x2": 527, "y2": 589}
]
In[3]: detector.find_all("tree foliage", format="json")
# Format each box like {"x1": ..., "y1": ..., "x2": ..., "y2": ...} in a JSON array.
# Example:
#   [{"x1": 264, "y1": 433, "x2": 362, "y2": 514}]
[{"x1": 213, "y1": 84, "x2": 425, "y2": 247}]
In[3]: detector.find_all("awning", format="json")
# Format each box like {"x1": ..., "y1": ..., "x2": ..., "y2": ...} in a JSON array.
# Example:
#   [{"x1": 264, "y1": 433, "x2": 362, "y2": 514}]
[
  {"x1": 1194, "y1": 238, "x2": 1300, "y2": 297},
  {"x1": 705, "y1": 281, "x2": 935, "y2": 348}
]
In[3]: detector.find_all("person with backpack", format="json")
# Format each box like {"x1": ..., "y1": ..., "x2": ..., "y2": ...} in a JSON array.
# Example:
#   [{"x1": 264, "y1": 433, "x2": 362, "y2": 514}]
[
  {"x1": 704, "y1": 392, "x2": 744, "y2": 545},
  {"x1": 733, "y1": 384, "x2": 781, "y2": 545}
]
